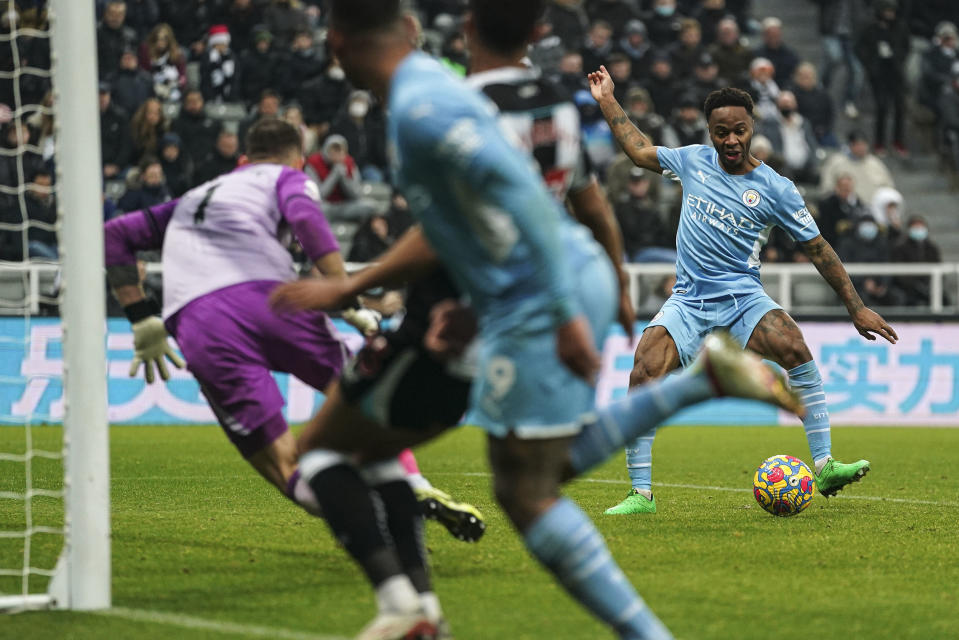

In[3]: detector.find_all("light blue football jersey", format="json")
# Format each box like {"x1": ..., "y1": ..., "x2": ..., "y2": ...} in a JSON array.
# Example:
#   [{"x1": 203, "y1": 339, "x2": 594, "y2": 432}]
[
  {"x1": 388, "y1": 52, "x2": 603, "y2": 334},
  {"x1": 657, "y1": 144, "x2": 820, "y2": 300}
]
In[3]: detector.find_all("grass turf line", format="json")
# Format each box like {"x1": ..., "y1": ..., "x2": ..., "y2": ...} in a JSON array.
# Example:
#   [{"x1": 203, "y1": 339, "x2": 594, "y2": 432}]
[{"x1": 1, "y1": 425, "x2": 957, "y2": 639}]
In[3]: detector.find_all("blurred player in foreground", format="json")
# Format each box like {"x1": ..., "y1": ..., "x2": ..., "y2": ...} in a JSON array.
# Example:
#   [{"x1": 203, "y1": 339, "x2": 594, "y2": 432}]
[
  {"x1": 588, "y1": 69, "x2": 898, "y2": 515},
  {"x1": 274, "y1": 2, "x2": 805, "y2": 638},
  {"x1": 103, "y1": 117, "x2": 482, "y2": 541}
]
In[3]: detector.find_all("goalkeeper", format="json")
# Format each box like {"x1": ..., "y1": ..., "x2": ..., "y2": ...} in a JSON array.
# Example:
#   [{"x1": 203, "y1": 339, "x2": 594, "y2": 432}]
[{"x1": 104, "y1": 117, "x2": 482, "y2": 540}]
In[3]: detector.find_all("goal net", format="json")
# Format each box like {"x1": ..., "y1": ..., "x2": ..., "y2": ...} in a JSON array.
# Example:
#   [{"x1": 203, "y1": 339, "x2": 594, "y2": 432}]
[{"x1": 0, "y1": 0, "x2": 109, "y2": 612}]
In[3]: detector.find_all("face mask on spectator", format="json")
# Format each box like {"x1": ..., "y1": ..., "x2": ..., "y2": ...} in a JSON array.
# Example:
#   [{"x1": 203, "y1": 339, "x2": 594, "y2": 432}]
[
  {"x1": 908, "y1": 225, "x2": 929, "y2": 242},
  {"x1": 349, "y1": 101, "x2": 369, "y2": 119},
  {"x1": 858, "y1": 221, "x2": 879, "y2": 241},
  {"x1": 654, "y1": 5, "x2": 675, "y2": 17},
  {"x1": 328, "y1": 66, "x2": 346, "y2": 80}
]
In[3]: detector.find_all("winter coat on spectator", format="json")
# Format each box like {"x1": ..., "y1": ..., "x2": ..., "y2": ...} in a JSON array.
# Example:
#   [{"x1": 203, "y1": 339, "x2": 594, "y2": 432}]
[
  {"x1": 819, "y1": 150, "x2": 895, "y2": 206},
  {"x1": 347, "y1": 215, "x2": 394, "y2": 263},
  {"x1": 158, "y1": 0, "x2": 217, "y2": 50},
  {"x1": 587, "y1": 0, "x2": 639, "y2": 38},
  {"x1": 123, "y1": 0, "x2": 161, "y2": 40},
  {"x1": 891, "y1": 231, "x2": 942, "y2": 306},
  {"x1": 192, "y1": 145, "x2": 239, "y2": 187},
  {"x1": 546, "y1": 2, "x2": 589, "y2": 50},
  {"x1": 100, "y1": 101, "x2": 134, "y2": 170},
  {"x1": 919, "y1": 42, "x2": 958, "y2": 115},
  {"x1": 854, "y1": 13, "x2": 910, "y2": 86},
  {"x1": 708, "y1": 39, "x2": 751, "y2": 87},
  {"x1": 281, "y1": 47, "x2": 325, "y2": 101},
  {"x1": 330, "y1": 107, "x2": 389, "y2": 175},
  {"x1": 109, "y1": 64, "x2": 154, "y2": 116},
  {"x1": 791, "y1": 83, "x2": 835, "y2": 146},
  {"x1": 645, "y1": 12, "x2": 682, "y2": 47},
  {"x1": 614, "y1": 191, "x2": 671, "y2": 260},
  {"x1": 298, "y1": 67, "x2": 352, "y2": 131},
  {"x1": 754, "y1": 42, "x2": 800, "y2": 88},
  {"x1": 159, "y1": 134, "x2": 193, "y2": 197},
  {"x1": 118, "y1": 181, "x2": 171, "y2": 213},
  {"x1": 816, "y1": 190, "x2": 868, "y2": 247},
  {"x1": 138, "y1": 48, "x2": 186, "y2": 105},
  {"x1": 219, "y1": 1, "x2": 263, "y2": 54},
  {"x1": 263, "y1": 2, "x2": 308, "y2": 51},
  {"x1": 239, "y1": 43, "x2": 283, "y2": 106},
  {"x1": 97, "y1": 21, "x2": 138, "y2": 77},
  {"x1": 170, "y1": 108, "x2": 222, "y2": 167},
  {"x1": 200, "y1": 46, "x2": 241, "y2": 103}
]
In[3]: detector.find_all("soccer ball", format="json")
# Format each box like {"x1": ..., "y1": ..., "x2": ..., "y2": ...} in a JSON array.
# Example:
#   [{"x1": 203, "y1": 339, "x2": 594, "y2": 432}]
[{"x1": 753, "y1": 455, "x2": 815, "y2": 517}]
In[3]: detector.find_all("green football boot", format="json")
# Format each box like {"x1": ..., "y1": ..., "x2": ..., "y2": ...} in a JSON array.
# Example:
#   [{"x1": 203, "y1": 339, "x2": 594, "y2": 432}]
[
  {"x1": 604, "y1": 489, "x2": 656, "y2": 515},
  {"x1": 815, "y1": 458, "x2": 870, "y2": 497}
]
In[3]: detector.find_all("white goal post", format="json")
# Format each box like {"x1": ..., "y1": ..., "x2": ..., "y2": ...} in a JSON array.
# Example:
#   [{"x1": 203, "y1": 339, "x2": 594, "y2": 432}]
[{"x1": 0, "y1": 0, "x2": 110, "y2": 612}]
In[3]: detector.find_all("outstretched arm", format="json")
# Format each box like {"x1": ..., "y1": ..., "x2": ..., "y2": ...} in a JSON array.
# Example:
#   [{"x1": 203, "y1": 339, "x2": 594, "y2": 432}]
[
  {"x1": 587, "y1": 65, "x2": 663, "y2": 173},
  {"x1": 799, "y1": 234, "x2": 898, "y2": 343}
]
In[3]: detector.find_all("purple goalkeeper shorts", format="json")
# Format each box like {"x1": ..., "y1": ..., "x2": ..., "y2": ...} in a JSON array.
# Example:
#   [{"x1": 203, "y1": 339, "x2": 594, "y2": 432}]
[{"x1": 166, "y1": 280, "x2": 348, "y2": 458}]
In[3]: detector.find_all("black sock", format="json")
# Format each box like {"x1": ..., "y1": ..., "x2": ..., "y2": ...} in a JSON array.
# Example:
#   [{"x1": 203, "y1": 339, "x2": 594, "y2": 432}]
[
  {"x1": 373, "y1": 480, "x2": 431, "y2": 594},
  {"x1": 308, "y1": 463, "x2": 402, "y2": 586}
]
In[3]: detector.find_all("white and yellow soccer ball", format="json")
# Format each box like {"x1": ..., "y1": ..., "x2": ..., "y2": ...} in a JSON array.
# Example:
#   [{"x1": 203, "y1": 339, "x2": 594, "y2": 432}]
[{"x1": 753, "y1": 454, "x2": 815, "y2": 517}]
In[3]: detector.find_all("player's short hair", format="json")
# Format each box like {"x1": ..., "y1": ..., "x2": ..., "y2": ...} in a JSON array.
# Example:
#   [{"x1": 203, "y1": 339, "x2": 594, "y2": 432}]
[
  {"x1": 246, "y1": 117, "x2": 302, "y2": 159},
  {"x1": 470, "y1": 0, "x2": 547, "y2": 55},
  {"x1": 329, "y1": 0, "x2": 402, "y2": 35},
  {"x1": 703, "y1": 87, "x2": 754, "y2": 120}
]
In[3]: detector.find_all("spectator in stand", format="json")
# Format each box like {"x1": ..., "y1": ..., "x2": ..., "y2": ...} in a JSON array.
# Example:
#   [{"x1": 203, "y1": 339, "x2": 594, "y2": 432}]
[
  {"x1": 749, "y1": 133, "x2": 786, "y2": 175},
  {"x1": 331, "y1": 91, "x2": 388, "y2": 183},
  {"x1": 689, "y1": 51, "x2": 723, "y2": 106},
  {"x1": 668, "y1": 18, "x2": 704, "y2": 78},
  {"x1": 753, "y1": 17, "x2": 799, "y2": 88},
  {"x1": 97, "y1": 0, "x2": 138, "y2": 78},
  {"x1": 616, "y1": 19, "x2": 651, "y2": 81},
  {"x1": 811, "y1": 0, "x2": 864, "y2": 119},
  {"x1": 941, "y1": 62, "x2": 959, "y2": 188},
  {"x1": 298, "y1": 57, "x2": 352, "y2": 140},
  {"x1": 745, "y1": 57, "x2": 781, "y2": 122},
  {"x1": 200, "y1": 25, "x2": 241, "y2": 104},
  {"x1": 119, "y1": 156, "x2": 171, "y2": 212},
  {"x1": 838, "y1": 215, "x2": 904, "y2": 307},
  {"x1": 709, "y1": 17, "x2": 751, "y2": 87},
  {"x1": 263, "y1": 0, "x2": 308, "y2": 51},
  {"x1": 158, "y1": 0, "x2": 218, "y2": 59},
  {"x1": 645, "y1": 0, "x2": 682, "y2": 47},
  {"x1": 170, "y1": 89, "x2": 222, "y2": 168},
  {"x1": 282, "y1": 103, "x2": 317, "y2": 155},
  {"x1": 219, "y1": 0, "x2": 263, "y2": 54},
  {"x1": 614, "y1": 167, "x2": 674, "y2": 262},
  {"x1": 581, "y1": 20, "x2": 615, "y2": 76},
  {"x1": 283, "y1": 30, "x2": 324, "y2": 100},
  {"x1": 123, "y1": 0, "x2": 161, "y2": 40},
  {"x1": 238, "y1": 89, "x2": 281, "y2": 151},
  {"x1": 855, "y1": 0, "x2": 910, "y2": 156},
  {"x1": 99, "y1": 81, "x2": 133, "y2": 179},
  {"x1": 158, "y1": 132, "x2": 193, "y2": 197},
  {"x1": 138, "y1": 23, "x2": 186, "y2": 106},
  {"x1": 919, "y1": 21, "x2": 958, "y2": 118},
  {"x1": 669, "y1": 92, "x2": 709, "y2": 147},
  {"x1": 757, "y1": 91, "x2": 819, "y2": 184},
  {"x1": 891, "y1": 216, "x2": 942, "y2": 307},
  {"x1": 606, "y1": 53, "x2": 636, "y2": 104},
  {"x1": 790, "y1": 61, "x2": 837, "y2": 148},
  {"x1": 347, "y1": 213, "x2": 394, "y2": 263},
  {"x1": 870, "y1": 186, "x2": 905, "y2": 245},
  {"x1": 645, "y1": 51, "x2": 678, "y2": 118},
  {"x1": 192, "y1": 129, "x2": 239, "y2": 186},
  {"x1": 589, "y1": 0, "x2": 639, "y2": 38},
  {"x1": 555, "y1": 50, "x2": 589, "y2": 96},
  {"x1": 820, "y1": 131, "x2": 895, "y2": 205},
  {"x1": 239, "y1": 27, "x2": 282, "y2": 107},
  {"x1": 24, "y1": 167, "x2": 57, "y2": 259},
  {"x1": 440, "y1": 31, "x2": 469, "y2": 76},
  {"x1": 529, "y1": 14, "x2": 566, "y2": 77},
  {"x1": 109, "y1": 47, "x2": 154, "y2": 116},
  {"x1": 623, "y1": 86, "x2": 671, "y2": 146},
  {"x1": 694, "y1": 0, "x2": 726, "y2": 46},
  {"x1": 305, "y1": 134, "x2": 374, "y2": 222},
  {"x1": 129, "y1": 97, "x2": 167, "y2": 163},
  {"x1": 547, "y1": 0, "x2": 589, "y2": 49},
  {"x1": 817, "y1": 173, "x2": 869, "y2": 247},
  {"x1": 385, "y1": 189, "x2": 415, "y2": 238}
]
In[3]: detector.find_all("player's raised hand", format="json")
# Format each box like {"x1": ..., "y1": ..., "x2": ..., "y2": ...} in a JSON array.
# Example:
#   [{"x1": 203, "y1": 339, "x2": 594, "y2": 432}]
[
  {"x1": 851, "y1": 307, "x2": 898, "y2": 344},
  {"x1": 269, "y1": 279, "x2": 353, "y2": 312},
  {"x1": 129, "y1": 316, "x2": 185, "y2": 384},
  {"x1": 424, "y1": 299, "x2": 478, "y2": 359},
  {"x1": 557, "y1": 316, "x2": 602, "y2": 385},
  {"x1": 587, "y1": 65, "x2": 615, "y2": 103}
]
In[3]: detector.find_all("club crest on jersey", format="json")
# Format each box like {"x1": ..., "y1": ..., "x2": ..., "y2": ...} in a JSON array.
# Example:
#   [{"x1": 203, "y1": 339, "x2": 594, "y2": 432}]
[{"x1": 741, "y1": 189, "x2": 761, "y2": 207}]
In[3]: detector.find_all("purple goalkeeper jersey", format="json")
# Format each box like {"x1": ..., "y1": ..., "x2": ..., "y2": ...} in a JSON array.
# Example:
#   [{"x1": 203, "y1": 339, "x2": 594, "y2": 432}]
[{"x1": 104, "y1": 163, "x2": 339, "y2": 319}]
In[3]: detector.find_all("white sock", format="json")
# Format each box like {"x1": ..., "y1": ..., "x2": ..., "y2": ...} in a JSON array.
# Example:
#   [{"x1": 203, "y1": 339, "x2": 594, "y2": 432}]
[
  {"x1": 375, "y1": 575, "x2": 421, "y2": 615},
  {"x1": 406, "y1": 473, "x2": 431, "y2": 492},
  {"x1": 814, "y1": 456, "x2": 832, "y2": 474},
  {"x1": 419, "y1": 591, "x2": 442, "y2": 624},
  {"x1": 634, "y1": 489, "x2": 653, "y2": 500}
]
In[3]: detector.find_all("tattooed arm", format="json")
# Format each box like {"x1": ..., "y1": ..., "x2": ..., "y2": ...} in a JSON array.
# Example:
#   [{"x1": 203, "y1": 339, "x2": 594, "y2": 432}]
[
  {"x1": 587, "y1": 65, "x2": 663, "y2": 173},
  {"x1": 799, "y1": 234, "x2": 898, "y2": 343}
]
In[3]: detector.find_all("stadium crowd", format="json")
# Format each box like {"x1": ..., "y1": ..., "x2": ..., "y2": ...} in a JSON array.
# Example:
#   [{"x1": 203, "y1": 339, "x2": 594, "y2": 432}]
[{"x1": 0, "y1": 0, "x2": 956, "y2": 307}]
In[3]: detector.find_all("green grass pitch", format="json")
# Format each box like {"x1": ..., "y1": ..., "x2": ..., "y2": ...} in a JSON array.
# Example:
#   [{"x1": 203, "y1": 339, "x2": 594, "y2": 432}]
[{"x1": 2, "y1": 424, "x2": 958, "y2": 639}]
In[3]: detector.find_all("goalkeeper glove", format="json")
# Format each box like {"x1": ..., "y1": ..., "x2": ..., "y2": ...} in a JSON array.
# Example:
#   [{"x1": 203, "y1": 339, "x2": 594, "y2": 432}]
[
  {"x1": 124, "y1": 299, "x2": 185, "y2": 384},
  {"x1": 342, "y1": 306, "x2": 382, "y2": 337}
]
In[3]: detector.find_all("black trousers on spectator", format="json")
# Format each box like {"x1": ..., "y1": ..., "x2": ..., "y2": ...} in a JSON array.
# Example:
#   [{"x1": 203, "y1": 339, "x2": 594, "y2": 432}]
[{"x1": 869, "y1": 70, "x2": 906, "y2": 148}]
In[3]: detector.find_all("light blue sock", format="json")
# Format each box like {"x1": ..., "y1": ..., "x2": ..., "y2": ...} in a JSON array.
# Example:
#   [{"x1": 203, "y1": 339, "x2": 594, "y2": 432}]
[
  {"x1": 524, "y1": 498, "x2": 673, "y2": 640},
  {"x1": 788, "y1": 360, "x2": 832, "y2": 465},
  {"x1": 625, "y1": 429, "x2": 656, "y2": 492},
  {"x1": 571, "y1": 371, "x2": 713, "y2": 476}
]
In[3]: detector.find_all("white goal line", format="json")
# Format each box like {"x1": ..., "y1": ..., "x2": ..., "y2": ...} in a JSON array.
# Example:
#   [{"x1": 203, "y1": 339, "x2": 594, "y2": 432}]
[{"x1": 94, "y1": 607, "x2": 348, "y2": 640}]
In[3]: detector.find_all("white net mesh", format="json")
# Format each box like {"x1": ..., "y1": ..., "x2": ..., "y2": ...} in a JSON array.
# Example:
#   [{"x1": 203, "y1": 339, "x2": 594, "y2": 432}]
[{"x1": 0, "y1": 5, "x2": 65, "y2": 605}]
